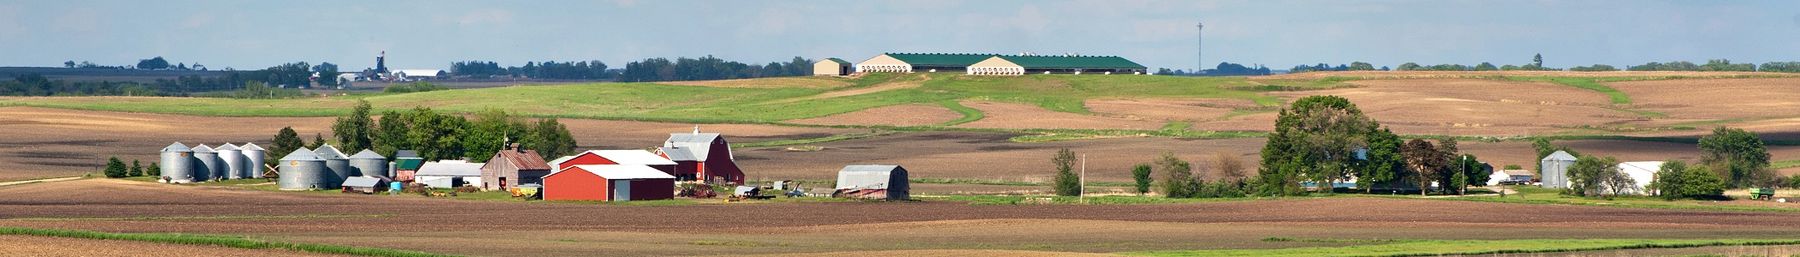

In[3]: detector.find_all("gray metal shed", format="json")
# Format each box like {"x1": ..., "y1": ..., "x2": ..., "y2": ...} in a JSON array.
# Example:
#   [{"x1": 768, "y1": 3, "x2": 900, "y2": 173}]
[
  {"x1": 1539, "y1": 151, "x2": 1577, "y2": 189},
  {"x1": 834, "y1": 165, "x2": 909, "y2": 200},
  {"x1": 158, "y1": 142, "x2": 196, "y2": 183}
]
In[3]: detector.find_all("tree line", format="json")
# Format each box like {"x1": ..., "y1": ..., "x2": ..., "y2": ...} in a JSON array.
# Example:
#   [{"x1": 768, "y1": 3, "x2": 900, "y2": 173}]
[
  {"x1": 450, "y1": 60, "x2": 612, "y2": 80},
  {"x1": 616, "y1": 56, "x2": 812, "y2": 82},
  {"x1": 268, "y1": 100, "x2": 579, "y2": 164},
  {"x1": 1154, "y1": 62, "x2": 1272, "y2": 76}
]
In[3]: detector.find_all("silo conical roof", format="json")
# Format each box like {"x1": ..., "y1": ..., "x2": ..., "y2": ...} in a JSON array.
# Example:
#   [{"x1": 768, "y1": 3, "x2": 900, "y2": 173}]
[
  {"x1": 216, "y1": 143, "x2": 240, "y2": 151},
  {"x1": 349, "y1": 149, "x2": 386, "y2": 160},
  {"x1": 281, "y1": 148, "x2": 321, "y2": 161},
  {"x1": 240, "y1": 142, "x2": 265, "y2": 151},
  {"x1": 161, "y1": 142, "x2": 191, "y2": 152},
  {"x1": 314, "y1": 144, "x2": 348, "y2": 160},
  {"x1": 192, "y1": 144, "x2": 216, "y2": 153}
]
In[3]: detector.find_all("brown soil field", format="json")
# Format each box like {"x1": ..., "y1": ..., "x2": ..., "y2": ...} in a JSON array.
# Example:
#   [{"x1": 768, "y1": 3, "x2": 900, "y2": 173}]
[
  {"x1": 1255, "y1": 70, "x2": 1798, "y2": 80},
  {"x1": 7, "y1": 179, "x2": 1800, "y2": 256},
  {"x1": 786, "y1": 104, "x2": 963, "y2": 127},
  {"x1": 957, "y1": 101, "x2": 1166, "y2": 130},
  {"x1": 0, "y1": 235, "x2": 347, "y2": 257},
  {"x1": 660, "y1": 77, "x2": 851, "y2": 89},
  {"x1": 1085, "y1": 98, "x2": 1256, "y2": 122},
  {"x1": 1611, "y1": 78, "x2": 1800, "y2": 120},
  {"x1": 734, "y1": 132, "x2": 1266, "y2": 183},
  {"x1": 1267, "y1": 79, "x2": 1632, "y2": 136}
]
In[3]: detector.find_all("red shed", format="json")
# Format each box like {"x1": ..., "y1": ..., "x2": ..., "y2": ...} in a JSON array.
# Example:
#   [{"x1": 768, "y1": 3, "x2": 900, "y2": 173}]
[
  {"x1": 658, "y1": 130, "x2": 745, "y2": 185},
  {"x1": 543, "y1": 164, "x2": 676, "y2": 201}
]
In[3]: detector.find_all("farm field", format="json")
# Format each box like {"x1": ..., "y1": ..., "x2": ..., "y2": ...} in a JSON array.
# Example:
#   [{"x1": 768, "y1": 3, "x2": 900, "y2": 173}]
[{"x1": 6, "y1": 179, "x2": 1800, "y2": 256}]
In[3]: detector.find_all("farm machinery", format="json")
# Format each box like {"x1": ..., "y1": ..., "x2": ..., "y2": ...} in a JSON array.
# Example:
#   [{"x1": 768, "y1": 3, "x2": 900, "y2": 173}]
[{"x1": 1749, "y1": 187, "x2": 1777, "y2": 201}]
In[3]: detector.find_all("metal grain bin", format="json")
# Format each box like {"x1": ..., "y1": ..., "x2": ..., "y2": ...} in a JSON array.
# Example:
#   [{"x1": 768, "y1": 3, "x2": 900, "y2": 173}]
[
  {"x1": 216, "y1": 143, "x2": 245, "y2": 179},
  {"x1": 349, "y1": 149, "x2": 389, "y2": 180},
  {"x1": 314, "y1": 144, "x2": 354, "y2": 185},
  {"x1": 158, "y1": 142, "x2": 195, "y2": 183},
  {"x1": 191, "y1": 144, "x2": 221, "y2": 182},
  {"x1": 240, "y1": 143, "x2": 267, "y2": 178},
  {"x1": 278, "y1": 148, "x2": 331, "y2": 190}
]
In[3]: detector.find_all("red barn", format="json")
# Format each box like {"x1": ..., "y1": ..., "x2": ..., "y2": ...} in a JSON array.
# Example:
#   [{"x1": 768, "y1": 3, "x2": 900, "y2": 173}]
[
  {"x1": 658, "y1": 131, "x2": 745, "y2": 185},
  {"x1": 543, "y1": 164, "x2": 676, "y2": 201},
  {"x1": 548, "y1": 150, "x2": 678, "y2": 175}
]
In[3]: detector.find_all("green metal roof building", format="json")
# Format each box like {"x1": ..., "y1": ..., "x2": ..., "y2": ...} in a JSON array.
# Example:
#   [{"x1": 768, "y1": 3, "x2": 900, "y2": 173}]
[{"x1": 855, "y1": 53, "x2": 1146, "y2": 75}]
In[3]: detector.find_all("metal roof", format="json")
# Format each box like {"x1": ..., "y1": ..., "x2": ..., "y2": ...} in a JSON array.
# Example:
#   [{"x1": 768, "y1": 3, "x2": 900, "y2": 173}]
[
  {"x1": 161, "y1": 142, "x2": 191, "y2": 152},
  {"x1": 821, "y1": 58, "x2": 851, "y2": 65},
  {"x1": 883, "y1": 53, "x2": 996, "y2": 67},
  {"x1": 555, "y1": 164, "x2": 676, "y2": 180},
  {"x1": 1542, "y1": 151, "x2": 1577, "y2": 162},
  {"x1": 191, "y1": 144, "x2": 215, "y2": 153},
  {"x1": 415, "y1": 160, "x2": 484, "y2": 177},
  {"x1": 314, "y1": 144, "x2": 348, "y2": 160},
  {"x1": 660, "y1": 146, "x2": 699, "y2": 161},
  {"x1": 836, "y1": 165, "x2": 905, "y2": 190},
  {"x1": 342, "y1": 176, "x2": 384, "y2": 188},
  {"x1": 349, "y1": 149, "x2": 386, "y2": 160},
  {"x1": 492, "y1": 148, "x2": 553, "y2": 171},
  {"x1": 394, "y1": 69, "x2": 444, "y2": 77},
  {"x1": 239, "y1": 142, "x2": 265, "y2": 151},
  {"x1": 546, "y1": 156, "x2": 575, "y2": 168},
  {"x1": 665, "y1": 133, "x2": 722, "y2": 161},
  {"x1": 995, "y1": 55, "x2": 1146, "y2": 70},
  {"x1": 590, "y1": 150, "x2": 676, "y2": 165},
  {"x1": 216, "y1": 143, "x2": 240, "y2": 151},
  {"x1": 279, "y1": 148, "x2": 321, "y2": 161}
]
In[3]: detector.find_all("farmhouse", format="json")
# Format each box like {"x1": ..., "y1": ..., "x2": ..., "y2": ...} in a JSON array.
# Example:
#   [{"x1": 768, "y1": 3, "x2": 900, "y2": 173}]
[
  {"x1": 480, "y1": 144, "x2": 552, "y2": 191},
  {"x1": 813, "y1": 58, "x2": 852, "y2": 76},
  {"x1": 393, "y1": 150, "x2": 423, "y2": 182},
  {"x1": 833, "y1": 165, "x2": 910, "y2": 200},
  {"x1": 657, "y1": 130, "x2": 745, "y2": 185},
  {"x1": 415, "y1": 160, "x2": 483, "y2": 188},
  {"x1": 854, "y1": 53, "x2": 1146, "y2": 75},
  {"x1": 549, "y1": 150, "x2": 678, "y2": 174},
  {"x1": 543, "y1": 164, "x2": 677, "y2": 201},
  {"x1": 966, "y1": 55, "x2": 1148, "y2": 75},
  {"x1": 1539, "y1": 151, "x2": 1577, "y2": 188}
]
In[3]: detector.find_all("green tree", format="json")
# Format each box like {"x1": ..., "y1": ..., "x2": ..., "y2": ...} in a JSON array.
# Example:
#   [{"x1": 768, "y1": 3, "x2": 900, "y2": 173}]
[
  {"x1": 147, "y1": 162, "x2": 160, "y2": 177},
  {"x1": 1258, "y1": 95, "x2": 1378, "y2": 196},
  {"x1": 1698, "y1": 127, "x2": 1772, "y2": 187},
  {"x1": 405, "y1": 107, "x2": 470, "y2": 161},
  {"x1": 1401, "y1": 139, "x2": 1450, "y2": 195},
  {"x1": 463, "y1": 109, "x2": 523, "y2": 162},
  {"x1": 1158, "y1": 153, "x2": 1195, "y2": 198},
  {"x1": 128, "y1": 160, "x2": 143, "y2": 177},
  {"x1": 103, "y1": 157, "x2": 127, "y2": 178},
  {"x1": 271, "y1": 127, "x2": 304, "y2": 159},
  {"x1": 1451, "y1": 154, "x2": 1489, "y2": 194},
  {"x1": 309, "y1": 133, "x2": 327, "y2": 149},
  {"x1": 1649, "y1": 160, "x2": 1726, "y2": 200},
  {"x1": 520, "y1": 117, "x2": 577, "y2": 158},
  {"x1": 1357, "y1": 128, "x2": 1403, "y2": 193},
  {"x1": 332, "y1": 100, "x2": 375, "y2": 152},
  {"x1": 1052, "y1": 148, "x2": 1081, "y2": 196},
  {"x1": 1532, "y1": 53, "x2": 1544, "y2": 68},
  {"x1": 373, "y1": 110, "x2": 409, "y2": 158},
  {"x1": 1347, "y1": 62, "x2": 1376, "y2": 71},
  {"x1": 1396, "y1": 62, "x2": 1422, "y2": 71},
  {"x1": 1131, "y1": 163, "x2": 1153, "y2": 195},
  {"x1": 1566, "y1": 155, "x2": 1620, "y2": 197},
  {"x1": 1474, "y1": 62, "x2": 1498, "y2": 71}
]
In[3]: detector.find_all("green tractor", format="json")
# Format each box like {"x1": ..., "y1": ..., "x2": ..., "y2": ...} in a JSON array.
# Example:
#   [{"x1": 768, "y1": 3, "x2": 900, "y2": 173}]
[{"x1": 1749, "y1": 187, "x2": 1777, "y2": 201}]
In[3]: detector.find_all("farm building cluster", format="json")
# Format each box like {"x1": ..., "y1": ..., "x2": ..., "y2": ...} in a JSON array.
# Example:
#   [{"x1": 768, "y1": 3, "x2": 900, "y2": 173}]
[
  {"x1": 813, "y1": 53, "x2": 1148, "y2": 76},
  {"x1": 155, "y1": 129, "x2": 911, "y2": 202},
  {"x1": 1535, "y1": 150, "x2": 1665, "y2": 196}
]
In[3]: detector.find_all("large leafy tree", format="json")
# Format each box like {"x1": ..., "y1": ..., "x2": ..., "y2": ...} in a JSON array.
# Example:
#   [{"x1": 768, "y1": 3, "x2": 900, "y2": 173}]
[
  {"x1": 1400, "y1": 139, "x2": 1451, "y2": 196},
  {"x1": 1259, "y1": 95, "x2": 1379, "y2": 196},
  {"x1": 373, "y1": 110, "x2": 409, "y2": 158},
  {"x1": 1698, "y1": 127, "x2": 1772, "y2": 187},
  {"x1": 332, "y1": 100, "x2": 375, "y2": 152},
  {"x1": 1158, "y1": 153, "x2": 1195, "y2": 198},
  {"x1": 1452, "y1": 154, "x2": 1491, "y2": 194},
  {"x1": 1649, "y1": 160, "x2": 1727, "y2": 200},
  {"x1": 1356, "y1": 128, "x2": 1404, "y2": 193},
  {"x1": 1566, "y1": 155, "x2": 1620, "y2": 197},
  {"x1": 404, "y1": 107, "x2": 470, "y2": 161},
  {"x1": 462, "y1": 109, "x2": 526, "y2": 162},
  {"x1": 1051, "y1": 149, "x2": 1080, "y2": 196},
  {"x1": 519, "y1": 117, "x2": 577, "y2": 158},
  {"x1": 270, "y1": 127, "x2": 304, "y2": 159}
]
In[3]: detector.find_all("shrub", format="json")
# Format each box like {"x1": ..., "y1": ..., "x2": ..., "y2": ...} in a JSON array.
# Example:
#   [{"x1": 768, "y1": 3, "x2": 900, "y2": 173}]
[
  {"x1": 1131, "y1": 164, "x2": 1153, "y2": 195},
  {"x1": 1651, "y1": 161, "x2": 1727, "y2": 200},
  {"x1": 102, "y1": 157, "x2": 127, "y2": 178},
  {"x1": 147, "y1": 162, "x2": 160, "y2": 177},
  {"x1": 384, "y1": 82, "x2": 445, "y2": 93},
  {"x1": 454, "y1": 186, "x2": 481, "y2": 193},
  {"x1": 1051, "y1": 149, "x2": 1080, "y2": 196}
]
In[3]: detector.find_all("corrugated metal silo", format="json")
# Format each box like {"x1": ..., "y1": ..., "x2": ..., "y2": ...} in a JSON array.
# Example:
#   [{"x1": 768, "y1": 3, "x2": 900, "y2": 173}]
[
  {"x1": 191, "y1": 144, "x2": 220, "y2": 182},
  {"x1": 349, "y1": 149, "x2": 390, "y2": 180},
  {"x1": 278, "y1": 148, "x2": 332, "y2": 190},
  {"x1": 158, "y1": 142, "x2": 195, "y2": 183},
  {"x1": 216, "y1": 143, "x2": 244, "y2": 179},
  {"x1": 314, "y1": 144, "x2": 354, "y2": 185},
  {"x1": 240, "y1": 143, "x2": 267, "y2": 178}
]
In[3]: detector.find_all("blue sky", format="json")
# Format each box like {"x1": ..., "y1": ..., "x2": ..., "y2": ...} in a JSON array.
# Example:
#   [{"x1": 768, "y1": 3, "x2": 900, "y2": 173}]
[{"x1": 2, "y1": 0, "x2": 1796, "y2": 71}]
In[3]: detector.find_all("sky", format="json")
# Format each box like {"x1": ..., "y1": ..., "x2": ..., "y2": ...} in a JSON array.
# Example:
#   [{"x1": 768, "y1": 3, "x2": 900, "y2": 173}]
[{"x1": 2, "y1": 0, "x2": 1797, "y2": 71}]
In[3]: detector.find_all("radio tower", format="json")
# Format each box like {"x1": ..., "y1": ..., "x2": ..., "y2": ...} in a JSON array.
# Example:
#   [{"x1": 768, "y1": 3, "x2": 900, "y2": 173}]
[{"x1": 1196, "y1": 22, "x2": 1204, "y2": 75}]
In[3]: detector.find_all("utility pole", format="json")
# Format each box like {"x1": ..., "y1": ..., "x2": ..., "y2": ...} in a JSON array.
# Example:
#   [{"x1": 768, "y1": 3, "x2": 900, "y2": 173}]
[
  {"x1": 1196, "y1": 22, "x2": 1204, "y2": 75},
  {"x1": 1079, "y1": 154, "x2": 1087, "y2": 202}
]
